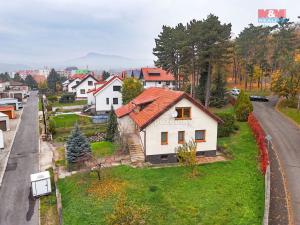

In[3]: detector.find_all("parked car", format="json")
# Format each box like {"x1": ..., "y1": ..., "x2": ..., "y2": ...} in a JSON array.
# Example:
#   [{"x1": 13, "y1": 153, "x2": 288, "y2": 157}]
[
  {"x1": 231, "y1": 88, "x2": 240, "y2": 96},
  {"x1": 249, "y1": 96, "x2": 269, "y2": 102}
]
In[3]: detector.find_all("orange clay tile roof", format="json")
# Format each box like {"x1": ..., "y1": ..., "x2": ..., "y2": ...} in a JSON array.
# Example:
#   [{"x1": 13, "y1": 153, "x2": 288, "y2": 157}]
[
  {"x1": 141, "y1": 67, "x2": 175, "y2": 81},
  {"x1": 115, "y1": 87, "x2": 222, "y2": 129},
  {"x1": 92, "y1": 76, "x2": 122, "y2": 95}
]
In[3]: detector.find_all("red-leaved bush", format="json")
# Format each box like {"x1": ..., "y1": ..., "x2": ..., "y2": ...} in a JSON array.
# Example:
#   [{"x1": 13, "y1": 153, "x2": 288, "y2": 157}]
[{"x1": 248, "y1": 113, "x2": 269, "y2": 175}]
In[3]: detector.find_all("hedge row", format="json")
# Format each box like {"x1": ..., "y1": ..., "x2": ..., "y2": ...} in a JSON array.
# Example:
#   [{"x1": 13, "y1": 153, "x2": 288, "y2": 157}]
[{"x1": 248, "y1": 113, "x2": 269, "y2": 174}]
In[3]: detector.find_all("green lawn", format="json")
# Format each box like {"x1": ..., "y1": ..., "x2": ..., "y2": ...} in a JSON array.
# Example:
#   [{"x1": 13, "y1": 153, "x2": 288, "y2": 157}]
[
  {"x1": 278, "y1": 106, "x2": 300, "y2": 125},
  {"x1": 58, "y1": 122, "x2": 264, "y2": 225},
  {"x1": 52, "y1": 100, "x2": 87, "y2": 107},
  {"x1": 91, "y1": 141, "x2": 117, "y2": 158},
  {"x1": 51, "y1": 114, "x2": 107, "y2": 142},
  {"x1": 51, "y1": 114, "x2": 91, "y2": 128}
]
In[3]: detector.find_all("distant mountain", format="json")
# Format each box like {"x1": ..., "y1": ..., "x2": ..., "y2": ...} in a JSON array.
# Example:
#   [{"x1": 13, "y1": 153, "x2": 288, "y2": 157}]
[
  {"x1": 61, "y1": 52, "x2": 153, "y2": 70},
  {"x1": 0, "y1": 63, "x2": 30, "y2": 73}
]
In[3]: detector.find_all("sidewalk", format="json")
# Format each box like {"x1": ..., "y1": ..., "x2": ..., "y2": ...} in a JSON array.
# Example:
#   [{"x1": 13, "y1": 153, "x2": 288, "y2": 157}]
[
  {"x1": 0, "y1": 109, "x2": 23, "y2": 187},
  {"x1": 39, "y1": 139, "x2": 54, "y2": 171}
]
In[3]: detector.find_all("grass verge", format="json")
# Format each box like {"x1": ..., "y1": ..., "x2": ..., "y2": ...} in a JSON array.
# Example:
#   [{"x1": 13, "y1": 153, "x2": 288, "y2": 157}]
[
  {"x1": 40, "y1": 168, "x2": 59, "y2": 225},
  {"x1": 52, "y1": 100, "x2": 87, "y2": 107}
]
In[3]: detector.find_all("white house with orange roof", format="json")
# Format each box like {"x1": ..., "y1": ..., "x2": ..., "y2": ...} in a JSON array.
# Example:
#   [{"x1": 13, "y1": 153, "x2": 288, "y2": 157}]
[
  {"x1": 71, "y1": 74, "x2": 98, "y2": 99},
  {"x1": 140, "y1": 67, "x2": 175, "y2": 89},
  {"x1": 115, "y1": 87, "x2": 222, "y2": 164},
  {"x1": 87, "y1": 76, "x2": 123, "y2": 113}
]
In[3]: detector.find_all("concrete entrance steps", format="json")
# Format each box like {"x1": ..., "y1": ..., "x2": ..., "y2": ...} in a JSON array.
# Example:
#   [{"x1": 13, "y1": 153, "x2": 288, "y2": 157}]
[{"x1": 128, "y1": 136, "x2": 145, "y2": 163}]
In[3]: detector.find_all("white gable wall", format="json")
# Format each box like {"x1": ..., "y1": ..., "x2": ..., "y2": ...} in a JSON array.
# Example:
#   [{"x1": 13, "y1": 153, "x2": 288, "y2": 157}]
[
  {"x1": 141, "y1": 98, "x2": 218, "y2": 156},
  {"x1": 144, "y1": 81, "x2": 175, "y2": 89},
  {"x1": 87, "y1": 91, "x2": 95, "y2": 105},
  {"x1": 117, "y1": 115, "x2": 136, "y2": 134},
  {"x1": 67, "y1": 78, "x2": 81, "y2": 93},
  {"x1": 73, "y1": 77, "x2": 97, "y2": 98},
  {"x1": 95, "y1": 79, "x2": 123, "y2": 112}
]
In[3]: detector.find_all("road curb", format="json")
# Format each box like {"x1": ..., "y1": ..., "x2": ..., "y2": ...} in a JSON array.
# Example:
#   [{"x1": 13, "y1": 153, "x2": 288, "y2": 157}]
[{"x1": 0, "y1": 107, "x2": 24, "y2": 187}]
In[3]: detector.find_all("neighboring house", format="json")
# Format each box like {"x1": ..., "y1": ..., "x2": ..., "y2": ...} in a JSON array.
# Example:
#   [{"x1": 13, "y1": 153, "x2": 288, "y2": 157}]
[
  {"x1": 62, "y1": 80, "x2": 70, "y2": 92},
  {"x1": 9, "y1": 81, "x2": 29, "y2": 93},
  {"x1": 71, "y1": 74, "x2": 99, "y2": 99},
  {"x1": 115, "y1": 87, "x2": 222, "y2": 164},
  {"x1": 67, "y1": 78, "x2": 82, "y2": 93},
  {"x1": 140, "y1": 67, "x2": 175, "y2": 89},
  {"x1": 87, "y1": 76, "x2": 123, "y2": 113},
  {"x1": 0, "y1": 82, "x2": 10, "y2": 92}
]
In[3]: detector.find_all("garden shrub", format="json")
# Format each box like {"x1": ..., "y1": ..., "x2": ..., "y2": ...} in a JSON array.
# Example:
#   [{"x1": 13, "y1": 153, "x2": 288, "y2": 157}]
[
  {"x1": 234, "y1": 90, "x2": 253, "y2": 121},
  {"x1": 280, "y1": 97, "x2": 297, "y2": 108},
  {"x1": 46, "y1": 103, "x2": 53, "y2": 112},
  {"x1": 47, "y1": 95, "x2": 58, "y2": 102},
  {"x1": 248, "y1": 113, "x2": 269, "y2": 174},
  {"x1": 59, "y1": 93, "x2": 75, "y2": 103},
  {"x1": 216, "y1": 112, "x2": 237, "y2": 137},
  {"x1": 49, "y1": 118, "x2": 56, "y2": 135}
]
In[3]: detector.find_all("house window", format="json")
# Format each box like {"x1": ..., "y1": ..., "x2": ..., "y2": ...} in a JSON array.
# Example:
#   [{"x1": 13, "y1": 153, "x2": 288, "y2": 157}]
[
  {"x1": 76, "y1": 81, "x2": 80, "y2": 84},
  {"x1": 178, "y1": 131, "x2": 185, "y2": 144},
  {"x1": 80, "y1": 89, "x2": 85, "y2": 94},
  {"x1": 195, "y1": 130, "x2": 206, "y2": 142},
  {"x1": 161, "y1": 132, "x2": 168, "y2": 145},
  {"x1": 113, "y1": 86, "x2": 121, "y2": 91},
  {"x1": 88, "y1": 81, "x2": 93, "y2": 86},
  {"x1": 106, "y1": 98, "x2": 109, "y2": 105},
  {"x1": 113, "y1": 98, "x2": 118, "y2": 105},
  {"x1": 166, "y1": 81, "x2": 170, "y2": 85},
  {"x1": 158, "y1": 81, "x2": 161, "y2": 84},
  {"x1": 175, "y1": 107, "x2": 191, "y2": 119}
]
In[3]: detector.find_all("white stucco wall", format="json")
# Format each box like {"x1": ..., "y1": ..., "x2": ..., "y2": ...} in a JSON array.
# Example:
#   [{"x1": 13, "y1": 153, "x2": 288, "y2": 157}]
[
  {"x1": 87, "y1": 92, "x2": 95, "y2": 105},
  {"x1": 143, "y1": 98, "x2": 218, "y2": 156},
  {"x1": 67, "y1": 78, "x2": 80, "y2": 93},
  {"x1": 144, "y1": 81, "x2": 175, "y2": 89},
  {"x1": 117, "y1": 115, "x2": 136, "y2": 134},
  {"x1": 95, "y1": 79, "x2": 123, "y2": 112},
  {"x1": 73, "y1": 77, "x2": 97, "y2": 98}
]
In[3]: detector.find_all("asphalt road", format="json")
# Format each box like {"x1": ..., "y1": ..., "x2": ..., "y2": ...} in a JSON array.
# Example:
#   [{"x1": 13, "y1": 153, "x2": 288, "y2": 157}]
[
  {"x1": 253, "y1": 96, "x2": 300, "y2": 225},
  {"x1": 0, "y1": 92, "x2": 39, "y2": 225}
]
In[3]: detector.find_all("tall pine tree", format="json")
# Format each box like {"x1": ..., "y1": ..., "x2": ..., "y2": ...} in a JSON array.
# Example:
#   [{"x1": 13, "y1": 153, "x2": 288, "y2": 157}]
[
  {"x1": 47, "y1": 68, "x2": 61, "y2": 93},
  {"x1": 66, "y1": 124, "x2": 91, "y2": 163},
  {"x1": 209, "y1": 68, "x2": 227, "y2": 108},
  {"x1": 25, "y1": 75, "x2": 38, "y2": 89},
  {"x1": 106, "y1": 106, "x2": 118, "y2": 142}
]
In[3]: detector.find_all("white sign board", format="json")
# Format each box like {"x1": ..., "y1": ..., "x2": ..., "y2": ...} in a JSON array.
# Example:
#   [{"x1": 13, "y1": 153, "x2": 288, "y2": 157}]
[{"x1": 30, "y1": 171, "x2": 51, "y2": 197}]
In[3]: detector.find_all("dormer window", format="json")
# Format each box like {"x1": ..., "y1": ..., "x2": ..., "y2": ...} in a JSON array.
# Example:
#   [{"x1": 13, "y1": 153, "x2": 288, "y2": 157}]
[{"x1": 175, "y1": 107, "x2": 191, "y2": 120}]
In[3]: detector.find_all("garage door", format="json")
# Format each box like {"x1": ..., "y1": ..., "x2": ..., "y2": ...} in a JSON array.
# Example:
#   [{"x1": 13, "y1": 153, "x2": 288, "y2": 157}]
[{"x1": 0, "y1": 121, "x2": 7, "y2": 131}]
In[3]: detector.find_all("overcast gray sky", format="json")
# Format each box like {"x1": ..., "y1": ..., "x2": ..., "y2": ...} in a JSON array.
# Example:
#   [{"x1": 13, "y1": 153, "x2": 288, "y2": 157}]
[{"x1": 0, "y1": 0, "x2": 299, "y2": 64}]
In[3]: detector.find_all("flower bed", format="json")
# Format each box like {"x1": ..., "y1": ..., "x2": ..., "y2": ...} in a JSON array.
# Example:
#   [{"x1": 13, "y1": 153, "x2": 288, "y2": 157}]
[{"x1": 248, "y1": 113, "x2": 269, "y2": 174}]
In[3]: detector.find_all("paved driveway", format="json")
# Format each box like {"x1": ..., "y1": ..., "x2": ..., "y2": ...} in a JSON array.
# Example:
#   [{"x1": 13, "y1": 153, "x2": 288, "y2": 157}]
[
  {"x1": 253, "y1": 96, "x2": 300, "y2": 225},
  {"x1": 0, "y1": 92, "x2": 39, "y2": 225}
]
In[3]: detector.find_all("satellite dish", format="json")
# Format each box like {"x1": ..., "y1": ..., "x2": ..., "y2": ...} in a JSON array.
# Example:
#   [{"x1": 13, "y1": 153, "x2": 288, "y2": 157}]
[{"x1": 171, "y1": 111, "x2": 178, "y2": 118}]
